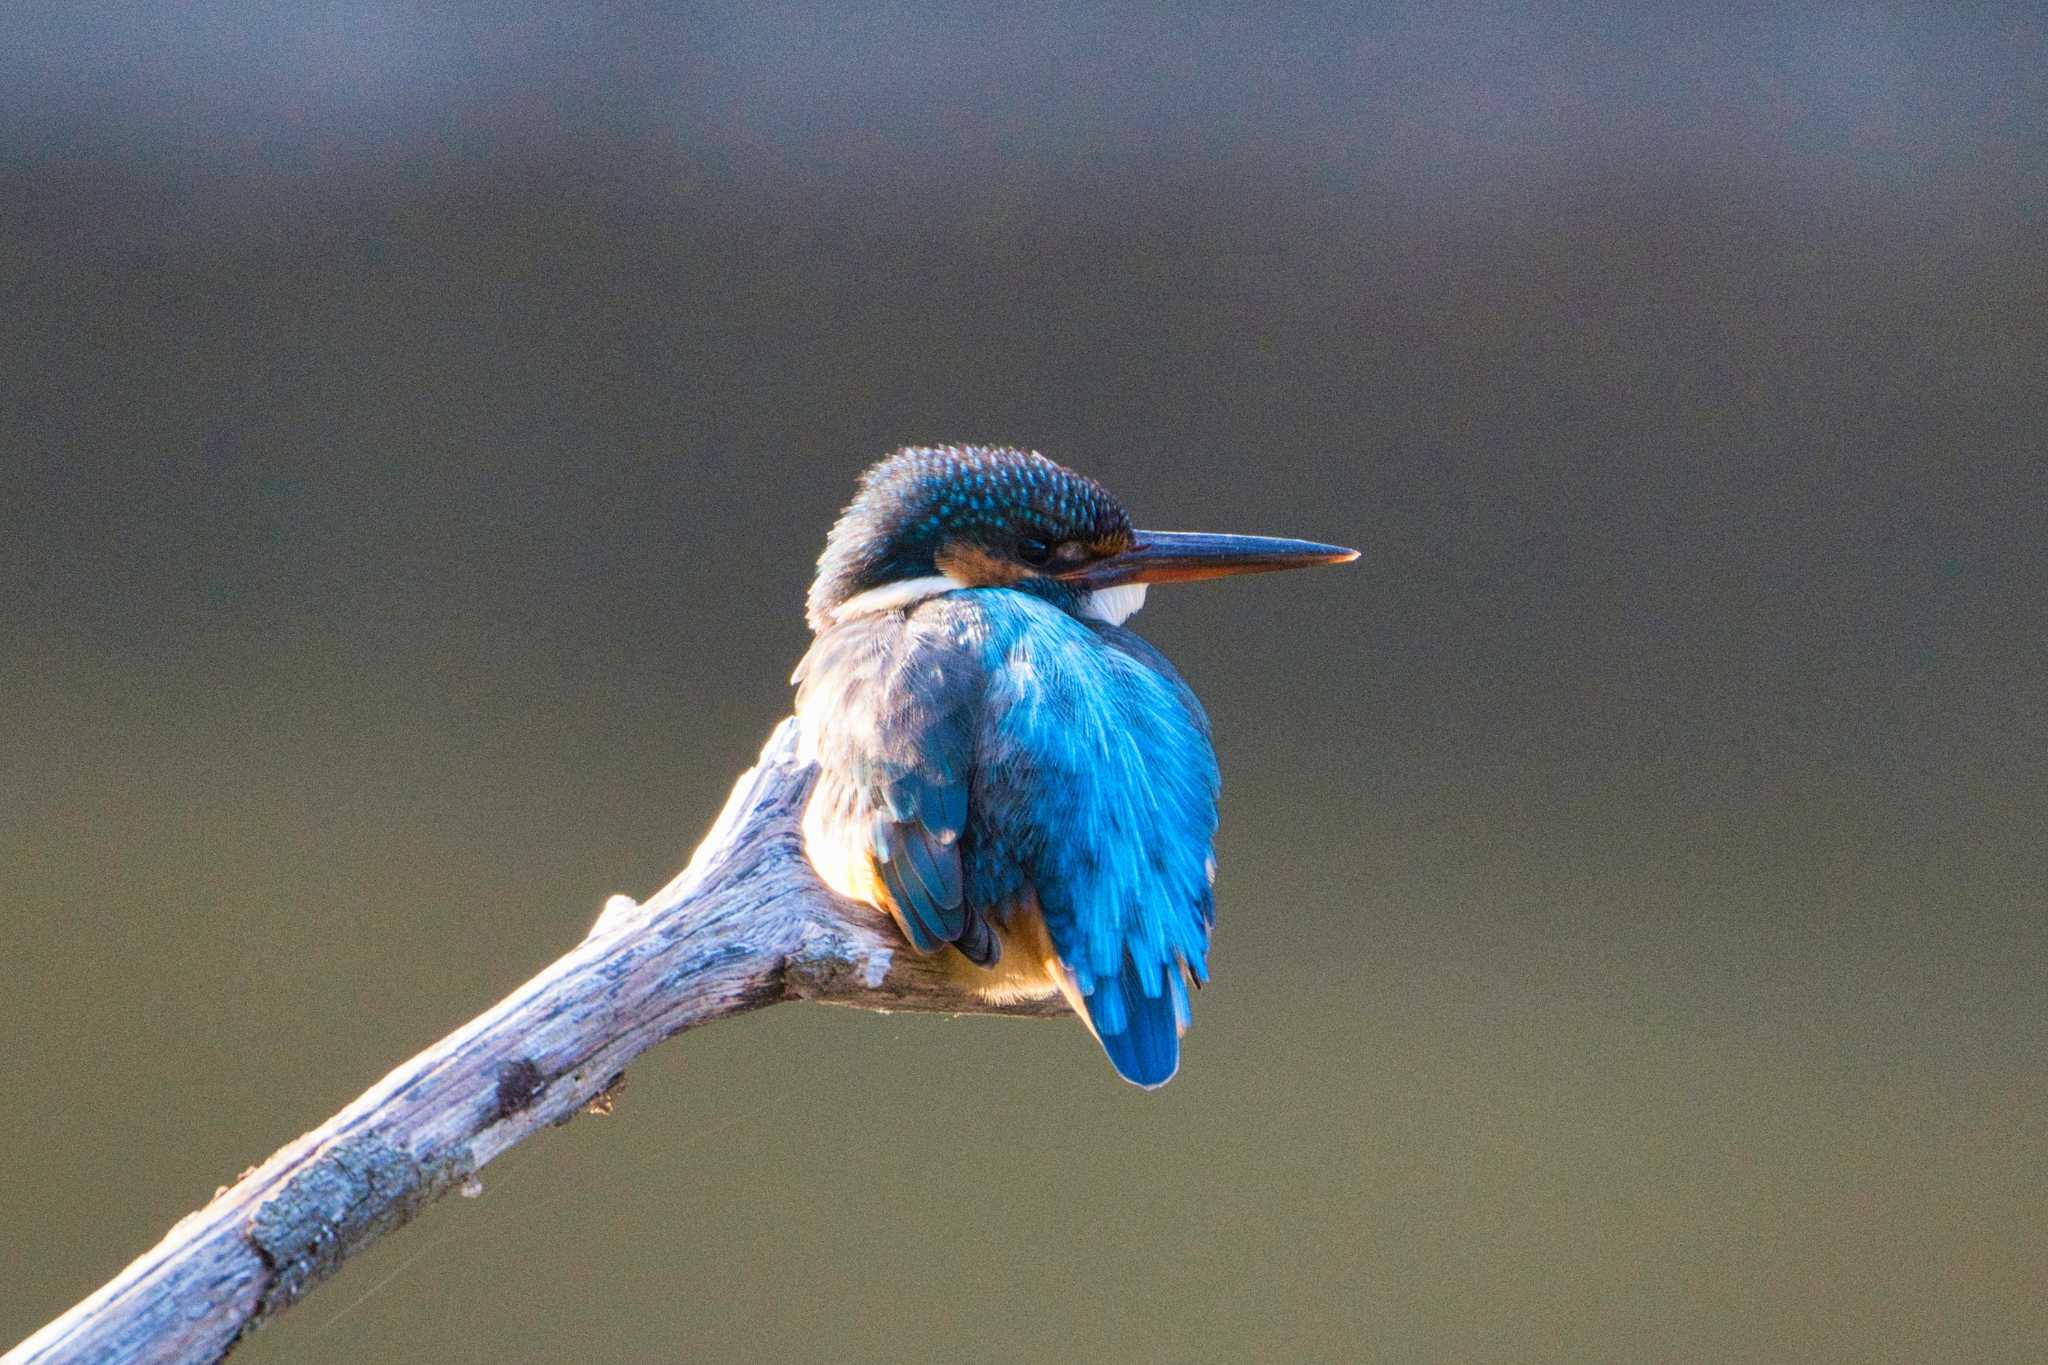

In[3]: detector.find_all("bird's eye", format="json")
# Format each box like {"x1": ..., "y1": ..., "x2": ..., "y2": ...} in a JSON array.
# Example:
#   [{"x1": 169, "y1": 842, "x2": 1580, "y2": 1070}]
[{"x1": 1017, "y1": 536, "x2": 1054, "y2": 567}]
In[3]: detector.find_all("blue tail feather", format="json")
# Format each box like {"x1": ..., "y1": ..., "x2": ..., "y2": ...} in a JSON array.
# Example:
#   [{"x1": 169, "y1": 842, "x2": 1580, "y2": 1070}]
[{"x1": 1091, "y1": 956, "x2": 1182, "y2": 1089}]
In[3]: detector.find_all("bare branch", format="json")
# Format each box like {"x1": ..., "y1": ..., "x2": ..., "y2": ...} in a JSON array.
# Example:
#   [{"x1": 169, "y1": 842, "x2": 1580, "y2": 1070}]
[{"x1": 6, "y1": 719, "x2": 1065, "y2": 1365}]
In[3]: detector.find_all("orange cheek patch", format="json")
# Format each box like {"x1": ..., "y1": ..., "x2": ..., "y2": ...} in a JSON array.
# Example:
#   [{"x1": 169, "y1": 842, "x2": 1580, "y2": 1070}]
[{"x1": 936, "y1": 540, "x2": 1032, "y2": 587}]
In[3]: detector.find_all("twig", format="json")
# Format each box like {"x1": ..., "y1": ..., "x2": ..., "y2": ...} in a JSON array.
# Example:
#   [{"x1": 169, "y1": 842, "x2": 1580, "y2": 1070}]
[{"x1": 6, "y1": 719, "x2": 1064, "y2": 1365}]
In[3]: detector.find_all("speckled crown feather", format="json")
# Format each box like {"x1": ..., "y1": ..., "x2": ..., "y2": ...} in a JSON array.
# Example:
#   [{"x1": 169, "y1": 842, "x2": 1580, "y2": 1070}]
[{"x1": 806, "y1": 446, "x2": 1133, "y2": 630}]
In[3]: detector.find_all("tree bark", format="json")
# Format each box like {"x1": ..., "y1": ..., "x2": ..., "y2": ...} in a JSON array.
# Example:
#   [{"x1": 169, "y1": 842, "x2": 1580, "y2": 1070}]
[{"x1": 6, "y1": 719, "x2": 1065, "y2": 1365}]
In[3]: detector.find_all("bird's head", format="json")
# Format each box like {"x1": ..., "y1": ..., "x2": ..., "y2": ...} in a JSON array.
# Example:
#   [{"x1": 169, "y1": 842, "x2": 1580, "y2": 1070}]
[{"x1": 807, "y1": 445, "x2": 1356, "y2": 632}]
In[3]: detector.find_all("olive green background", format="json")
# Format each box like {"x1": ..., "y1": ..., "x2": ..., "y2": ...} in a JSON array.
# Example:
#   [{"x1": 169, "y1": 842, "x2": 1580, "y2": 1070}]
[{"x1": 4, "y1": 5, "x2": 2044, "y2": 1362}]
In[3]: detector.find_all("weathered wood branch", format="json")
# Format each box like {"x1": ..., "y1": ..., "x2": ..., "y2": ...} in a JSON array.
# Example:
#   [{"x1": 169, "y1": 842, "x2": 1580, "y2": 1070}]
[{"x1": 6, "y1": 719, "x2": 1066, "y2": 1365}]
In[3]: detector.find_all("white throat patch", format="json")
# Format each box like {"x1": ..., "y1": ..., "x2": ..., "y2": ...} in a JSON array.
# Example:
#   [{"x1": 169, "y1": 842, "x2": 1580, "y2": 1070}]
[
  {"x1": 830, "y1": 574, "x2": 959, "y2": 621},
  {"x1": 833, "y1": 575, "x2": 1149, "y2": 627},
  {"x1": 1080, "y1": 583, "x2": 1149, "y2": 626}
]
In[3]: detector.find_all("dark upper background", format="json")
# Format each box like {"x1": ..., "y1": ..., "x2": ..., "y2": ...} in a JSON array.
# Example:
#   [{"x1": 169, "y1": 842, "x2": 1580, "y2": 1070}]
[{"x1": 4, "y1": 3, "x2": 2044, "y2": 1361}]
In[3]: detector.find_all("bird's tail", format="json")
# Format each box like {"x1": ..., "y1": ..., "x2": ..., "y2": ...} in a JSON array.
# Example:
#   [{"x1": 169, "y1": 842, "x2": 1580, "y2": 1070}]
[{"x1": 1063, "y1": 953, "x2": 1186, "y2": 1090}]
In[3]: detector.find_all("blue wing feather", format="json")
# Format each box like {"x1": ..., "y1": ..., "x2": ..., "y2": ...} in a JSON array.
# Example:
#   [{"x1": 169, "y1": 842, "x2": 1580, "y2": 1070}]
[{"x1": 963, "y1": 592, "x2": 1220, "y2": 1085}]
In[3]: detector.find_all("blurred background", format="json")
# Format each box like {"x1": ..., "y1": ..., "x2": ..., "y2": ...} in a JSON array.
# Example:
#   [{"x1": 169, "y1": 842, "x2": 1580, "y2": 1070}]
[{"x1": 4, "y1": 3, "x2": 2044, "y2": 1361}]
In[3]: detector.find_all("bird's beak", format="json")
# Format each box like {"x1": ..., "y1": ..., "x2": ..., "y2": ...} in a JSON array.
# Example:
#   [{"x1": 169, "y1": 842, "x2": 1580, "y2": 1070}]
[{"x1": 1060, "y1": 530, "x2": 1359, "y2": 589}]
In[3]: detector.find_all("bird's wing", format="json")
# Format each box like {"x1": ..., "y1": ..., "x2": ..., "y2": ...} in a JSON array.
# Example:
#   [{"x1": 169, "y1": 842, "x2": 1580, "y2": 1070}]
[
  {"x1": 969, "y1": 597, "x2": 1222, "y2": 1087},
  {"x1": 793, "y1": 606, "x2": 991, "y2": 962}
]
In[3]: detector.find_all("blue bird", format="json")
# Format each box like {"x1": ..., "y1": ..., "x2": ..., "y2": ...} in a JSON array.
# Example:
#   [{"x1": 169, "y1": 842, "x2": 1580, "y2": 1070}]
[{"x1": 795, "y1": 446, "x2": 1356, "y2": 1087}]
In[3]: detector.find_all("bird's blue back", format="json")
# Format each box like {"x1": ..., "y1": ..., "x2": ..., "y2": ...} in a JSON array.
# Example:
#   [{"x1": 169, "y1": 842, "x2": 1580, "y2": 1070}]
[{"x1": 795, "y1": 586, "x2": 1219, "y2": 1086}]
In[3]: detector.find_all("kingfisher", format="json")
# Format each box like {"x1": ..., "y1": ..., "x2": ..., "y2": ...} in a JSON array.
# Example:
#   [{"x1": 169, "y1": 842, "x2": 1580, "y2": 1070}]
[{"x1": 794, "y1": 445, "x2": 1356, "y2": 1087}]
